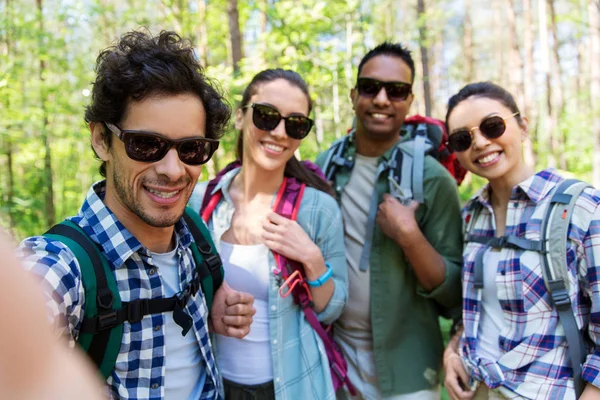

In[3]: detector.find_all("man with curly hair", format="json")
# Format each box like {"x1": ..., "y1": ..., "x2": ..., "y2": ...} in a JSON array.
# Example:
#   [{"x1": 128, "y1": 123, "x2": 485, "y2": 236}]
[{"x1": 17, "y1": 30, "x2": 255, "y2": 400}]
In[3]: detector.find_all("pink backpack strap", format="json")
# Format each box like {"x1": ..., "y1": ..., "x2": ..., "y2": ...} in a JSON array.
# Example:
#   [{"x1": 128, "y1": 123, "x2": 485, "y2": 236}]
[{"x1": 273, "y1": 177, "x2": 356, "y2": 395}]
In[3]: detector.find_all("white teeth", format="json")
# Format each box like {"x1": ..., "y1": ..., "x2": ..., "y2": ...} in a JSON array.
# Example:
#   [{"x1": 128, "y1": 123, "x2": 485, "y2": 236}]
[
  {"x1": 477, "y1": 152, "x2": 500, "y2": 164},
  {"x1": 147, "y1": 188, "x2": 180, "y2": 198},
  {"x1": 263, "y1": 143, "x2": 284, "y2": 152},
  {"x1": 371, "y1": 113, "x2": 388, "y2": 119}
]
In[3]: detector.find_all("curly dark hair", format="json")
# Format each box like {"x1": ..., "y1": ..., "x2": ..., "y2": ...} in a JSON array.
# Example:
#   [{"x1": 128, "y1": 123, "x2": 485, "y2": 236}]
[{"x1": 85, "y1": 30, "x2": 231, "y2": 177}]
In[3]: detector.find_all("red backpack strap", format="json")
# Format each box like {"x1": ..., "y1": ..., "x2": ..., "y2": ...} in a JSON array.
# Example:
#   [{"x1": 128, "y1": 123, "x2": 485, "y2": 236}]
[{"x1": 200, "y1": 161, "x2": 242, "y2": 222}]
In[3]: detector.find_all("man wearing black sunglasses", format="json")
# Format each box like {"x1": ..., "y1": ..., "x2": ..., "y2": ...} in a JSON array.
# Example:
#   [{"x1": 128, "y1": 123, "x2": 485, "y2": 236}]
[
  {"x1": 316, "y1": 42, "x2": 463, "y2": 399},
  {"x1": 17, "y1": 30, "x2": 255, "y2": 400}
]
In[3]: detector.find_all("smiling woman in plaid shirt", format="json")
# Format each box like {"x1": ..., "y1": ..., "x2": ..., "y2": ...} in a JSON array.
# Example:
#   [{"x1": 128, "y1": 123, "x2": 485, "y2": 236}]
[{"x1": 442, "y1": 82, "x2": 600, "y2": 400}]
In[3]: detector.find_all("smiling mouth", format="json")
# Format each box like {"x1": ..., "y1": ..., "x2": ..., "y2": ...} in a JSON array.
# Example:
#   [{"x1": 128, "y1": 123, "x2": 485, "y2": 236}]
[
  {"x1": 145, "y1": 187, "x2": 182, "y2": 199},
  {"x1": 476, "y1": 152, "x2": 501, "y2": 164},
  {"x1": 369, "y1": 113, "x2": 391, "y2": 120},
  {"x1": 262, "y1": 142, "x2": 286, "y2": 153}
]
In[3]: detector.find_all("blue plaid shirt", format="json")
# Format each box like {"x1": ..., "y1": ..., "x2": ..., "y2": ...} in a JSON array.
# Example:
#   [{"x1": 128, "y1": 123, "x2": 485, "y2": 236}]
[
  {"x1": 18, "y1": 181, "x2": 221, "y2": 400},
  {"x1": 460, "y1": 169, "x2": 600, "y2": 399}
]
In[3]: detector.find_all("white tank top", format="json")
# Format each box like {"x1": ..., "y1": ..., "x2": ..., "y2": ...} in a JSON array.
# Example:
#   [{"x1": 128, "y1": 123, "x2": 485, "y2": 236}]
[{"x1": 215, "y1": 241, "x2": 273, "y2": 384}]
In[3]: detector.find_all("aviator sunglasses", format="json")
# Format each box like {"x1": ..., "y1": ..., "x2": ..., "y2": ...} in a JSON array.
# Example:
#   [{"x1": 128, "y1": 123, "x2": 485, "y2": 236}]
[
  {"x1": 446, "y1": 112, "x2": 520, "y2": 152},
  {"x1": 104, "y1": 122, "x2": 219, "y2": 165},
  {"x1": 244, "y1": 103, "x2": 314, "y2": 140},
  {"x1": 356, "y1": 77, "x2": 412, "y2": 101}
]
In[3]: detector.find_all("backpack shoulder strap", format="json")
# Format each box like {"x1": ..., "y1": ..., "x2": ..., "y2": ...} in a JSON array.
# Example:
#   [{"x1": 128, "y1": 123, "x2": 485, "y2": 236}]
[
  {"x1": 322, "y1": 135, "x2": 352, "y2": 182},
  {"x1": 44, "y1": 220, "x2": 123, "y2": 380},
  {"x1": 541, "y1": 178, "x2": 590, "y2": 398},
  {"x1": 183, "y1": 207, "x2": 224, "y2": 312}
]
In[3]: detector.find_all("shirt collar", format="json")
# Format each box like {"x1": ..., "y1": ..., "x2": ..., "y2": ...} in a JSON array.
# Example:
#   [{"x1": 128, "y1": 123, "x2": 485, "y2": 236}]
[
  {"x1": 210, "y1": 166, "x2": 241, "y2": 202},
  {"x1": 465, "y1": 168, "x2": 562, "y2": 211},
  {"x1": 79, "y1": 180, "x2": 194, "y2": 268}
]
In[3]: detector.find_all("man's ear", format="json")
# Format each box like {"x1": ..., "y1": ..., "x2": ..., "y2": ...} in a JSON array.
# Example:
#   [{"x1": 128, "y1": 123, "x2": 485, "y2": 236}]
[
  {"x1": 350, "y1": 87, "x2": 357, "y2": 111},
  {"x1": 234, "y1": 108, "x2": 244, "y2": 130},
  {"x1": 90, "y1": 122, "x2": 110, "y2": 161}
]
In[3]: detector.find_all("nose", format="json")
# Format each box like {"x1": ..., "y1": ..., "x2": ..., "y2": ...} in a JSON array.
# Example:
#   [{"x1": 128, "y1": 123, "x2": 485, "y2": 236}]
[
  {"x1": 471, "y1": 128, "x2": 491, "y2": 150},
  {"x1": 270, "y1": 119, "x2": 287, "y2": 139},
  {"x1": 154, "y1": 147, "x2": 186, "y2": 181},
  {"x1": 373, "y1": 87, "x2": 391, "y2": 106}
]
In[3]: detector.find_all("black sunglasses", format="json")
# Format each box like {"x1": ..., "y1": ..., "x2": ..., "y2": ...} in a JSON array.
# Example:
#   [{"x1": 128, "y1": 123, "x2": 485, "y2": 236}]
[
  {"x1": 446, "y1": 112, "x2": 519, "y2": 152},
  {"x1": 244, "y1": 103, "x2": 314, "y2": 140},
  {"x1": 104, "y1": 123, "x2": 219, "y2": 165},
  {"x1": 356, "y1": 77, "x2": 412, "y2": 101}
]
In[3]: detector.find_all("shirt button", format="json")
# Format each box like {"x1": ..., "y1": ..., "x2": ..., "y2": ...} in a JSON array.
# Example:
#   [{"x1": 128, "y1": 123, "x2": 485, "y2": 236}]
[
  {"x1": 154, "y1": 325, "x2": 161, "y2": 331},
  {"x1": 271, "y1": 305, "x2": 276, "y2": 311},
  {"x1": 336, "y1": 186, "x2": 341, "y2": 192},
  {"x1": 151, "y1": 383, "x2": 159, "y2": 389},
  {"x1": 273, "y1": 339, "x2": 278, "y2": 345},
  {"x1": 275, "y1": 377, "x2": 281, "y2": 383},
  {"x1": 148, "y1": 268, "x2": 156, "y2": 276}
]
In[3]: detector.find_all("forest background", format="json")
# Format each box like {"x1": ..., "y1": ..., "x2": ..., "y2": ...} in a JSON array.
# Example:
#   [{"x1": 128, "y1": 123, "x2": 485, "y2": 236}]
[{"x1": 1, "y1": 0, "x2": 599, "y2": 241}]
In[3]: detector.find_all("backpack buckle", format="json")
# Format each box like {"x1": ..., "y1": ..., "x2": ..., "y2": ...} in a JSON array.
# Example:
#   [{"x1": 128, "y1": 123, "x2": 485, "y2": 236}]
[
  {"x1": 97, "y1": 288, "x2": 114, "y2": 310},
  {"x1": 127, "y1": 299, "x2": 149, "y2": 324},
  {"x1": 204, "y1": 254, "x2": 222, "y2": 273},
  {"x1": 97, "y1": 310, "x2": 118, "y2": 331}
]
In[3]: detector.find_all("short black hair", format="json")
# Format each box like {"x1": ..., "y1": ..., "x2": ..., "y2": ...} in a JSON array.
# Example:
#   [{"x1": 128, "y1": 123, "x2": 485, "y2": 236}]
[
  {"x1": 445, "y1": 81, "x2": 524, "y2": 130},
  {"x1": 357, "y1": 42, "x2": 415, "y2": 84},
  {"x1": 84, "y1": 30, "x2": 231, "y2": 177}
]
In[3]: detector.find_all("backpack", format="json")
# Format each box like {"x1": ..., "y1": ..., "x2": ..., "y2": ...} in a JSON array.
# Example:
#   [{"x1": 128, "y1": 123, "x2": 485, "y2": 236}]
[
  {"x1": 43, "y1": 207, "x2": 224, "y2": 379},
  {"x1": 464, "y1": 179, "x2": 590, "y2": 398},
  {"x1": 322, "y1": 115, "x2": 466, "y2": 203},
  {"x1": 201, "y1": 161, "x2": 356, "y2": 395}
]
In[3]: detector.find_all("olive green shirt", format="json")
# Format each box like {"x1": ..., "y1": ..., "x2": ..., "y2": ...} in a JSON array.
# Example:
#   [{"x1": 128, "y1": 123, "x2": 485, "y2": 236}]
[{"x1": 316, "y1": 133, "x2": 463, "y2": 396}]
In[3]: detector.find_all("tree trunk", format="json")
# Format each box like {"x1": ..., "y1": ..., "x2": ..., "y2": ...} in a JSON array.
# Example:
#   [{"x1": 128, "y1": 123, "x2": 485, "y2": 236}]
[
  {"x1": 590, "y1": 0, "x2": 600, "y2": 186},
  {"x1": 345, "y1": 9, "x2": 353, "y2": 88},
  {"x1": 37, "y1": 0, "x2": 55, "y2": 228},
  {"x1": 259, "y1": 0, "x2": 267, "y2": 67},
  {"x1": 493, "y1": 0, "x2": 506, "y2": 86},
  {"x1": 195, "y1": 0, "x2": 209, "y2": 67},
  {"x1": 417, "y1": 0, "x2": 432, "y2": 116},
  {"x1": 463, "y1": 0, "x2": 474, "y2": 83},
  {"x1": 333, "y1": 68, "x2": 341, "y2": 139},
  {"x1": 538, "y1": 0, "x2": 557, "y2": 168},
  {"x1": 548, "y1": 0, "x2": 567, "y2": 169},
  {"x1": 227, "y1": 0, "x2": 244, "y2": 75},
  {"x1": 522, "y1": 0, "x2": 536, "y2": 167},
  {"x1": 504, "y1": 0, "x2": 524, "y2": 107}
]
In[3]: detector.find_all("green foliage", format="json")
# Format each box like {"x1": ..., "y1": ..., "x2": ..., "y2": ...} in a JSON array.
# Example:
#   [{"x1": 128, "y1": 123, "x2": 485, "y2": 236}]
[{"x1": 1, "y1": 0, "x2": 595, "y2": 241}]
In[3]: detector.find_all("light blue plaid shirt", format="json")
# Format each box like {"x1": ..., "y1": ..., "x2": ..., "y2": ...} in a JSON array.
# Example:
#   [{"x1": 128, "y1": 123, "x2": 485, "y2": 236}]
[
  {"x1": 460, "y1": 169, "x2": 600, "y2": 399},
  {"x1": 18, "y1": 181, "x2": 221, "y2": 400},
  {"x1": 189, "y1": 166, "x2": 348, "y2": 400}
]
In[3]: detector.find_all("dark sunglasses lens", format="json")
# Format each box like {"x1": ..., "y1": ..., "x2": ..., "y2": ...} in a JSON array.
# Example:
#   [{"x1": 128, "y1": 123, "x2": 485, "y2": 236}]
[
  {"x1": 178, "y1": 140, "x2": 214, "y2": 165},
  {"x1": 357, "y1": 79, "x2": 381, "y2": 96},
  {"x1": 126, "y1": 133, "x2": 169, "y2": 162},
  {"x1": 480, "y1": 116, "x2": 506, "y2": 139},
  {"x1": 448, "y1": 131, "x2": 472, "y2": 152},
  {"x1": 285, "y1": 116, "x2": 313, "y2": 139},
  {"x1": 385, "y1": 83, "x2": 411, "y2": 100},
  {"x1": 253, "y1": 104, "x2": 281, "y2": 131}
]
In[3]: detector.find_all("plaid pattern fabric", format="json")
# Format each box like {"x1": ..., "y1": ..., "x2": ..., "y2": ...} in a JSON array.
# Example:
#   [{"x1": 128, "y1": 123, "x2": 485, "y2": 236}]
[
  {"x1": 460, "y1": 169, "x2": 600, "y2": 399},
  {"x1": 18, "y1": 181, "x2": 221, "y2": 400},
  {"x1": 189, "y1": 167, "x2": 348, "y2": 400}
]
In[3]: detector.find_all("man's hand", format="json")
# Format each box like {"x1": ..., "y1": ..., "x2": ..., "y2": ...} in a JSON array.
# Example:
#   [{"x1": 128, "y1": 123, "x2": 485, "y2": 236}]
[
  {"x1": 376, "y1": 193, "x2": 420, "y2": 247},
  {"x1": 210, "y1": 281, "x2": 255, "y2": 338},
  {"x1": 444, "y1": 353, "x2": 475, "y2": 400}
]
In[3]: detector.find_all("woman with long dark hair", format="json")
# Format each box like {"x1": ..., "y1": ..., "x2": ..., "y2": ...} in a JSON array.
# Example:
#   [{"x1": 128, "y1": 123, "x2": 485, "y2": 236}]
[
  {"x1": 442, "y1": 82, "x2": 600, "y2": 400},
  {"x1": 189, "y1": 68, "x2": 347, "y2": 400}
]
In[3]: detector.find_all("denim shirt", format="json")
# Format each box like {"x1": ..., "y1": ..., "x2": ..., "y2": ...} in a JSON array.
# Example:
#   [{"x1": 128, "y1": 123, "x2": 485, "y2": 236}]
[{"x1": 189, "y1": 167, "x2": 348, "y2": 400}]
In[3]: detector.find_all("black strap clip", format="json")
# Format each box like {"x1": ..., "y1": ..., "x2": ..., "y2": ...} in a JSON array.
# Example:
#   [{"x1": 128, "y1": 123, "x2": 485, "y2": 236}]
[
  {"x1": 127, "y1": 299, "x2": 149, "y2": 324},
  {"x1": 97, "y1": 311, "x2": 118, "y2": 331}
]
